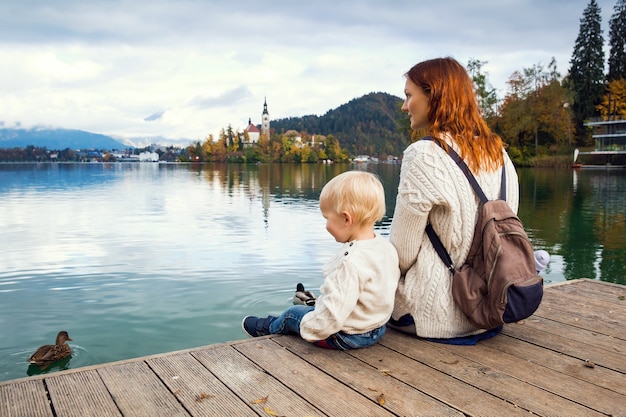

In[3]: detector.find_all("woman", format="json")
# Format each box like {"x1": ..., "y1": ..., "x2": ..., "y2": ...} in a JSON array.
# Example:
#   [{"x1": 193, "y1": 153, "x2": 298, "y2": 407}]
[{"x1": 389, "y1": 57, "x2": 519, "y2": 340}]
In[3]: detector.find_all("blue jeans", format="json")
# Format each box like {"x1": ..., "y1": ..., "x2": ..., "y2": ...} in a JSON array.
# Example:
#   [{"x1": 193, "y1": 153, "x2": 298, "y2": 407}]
[{"x1": 269, "y1": 305, "x2": 386, "y2": 350}]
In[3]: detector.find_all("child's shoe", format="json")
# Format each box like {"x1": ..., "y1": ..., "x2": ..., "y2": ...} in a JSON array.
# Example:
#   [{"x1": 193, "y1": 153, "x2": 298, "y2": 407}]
[{"x1": 241, "y1": 315, "x2": 276, "y2": 337}]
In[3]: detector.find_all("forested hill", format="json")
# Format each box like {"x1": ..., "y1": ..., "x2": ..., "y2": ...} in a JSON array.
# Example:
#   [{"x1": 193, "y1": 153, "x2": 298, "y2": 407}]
[{"x1": 271, "y1": 92, "x2": 411, "y2": 157}]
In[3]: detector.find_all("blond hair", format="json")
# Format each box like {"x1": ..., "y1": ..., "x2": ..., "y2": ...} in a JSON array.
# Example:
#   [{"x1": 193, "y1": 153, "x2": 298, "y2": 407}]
[{"x1": 320, "y1": 171, "x2": 386, "y2": 225}]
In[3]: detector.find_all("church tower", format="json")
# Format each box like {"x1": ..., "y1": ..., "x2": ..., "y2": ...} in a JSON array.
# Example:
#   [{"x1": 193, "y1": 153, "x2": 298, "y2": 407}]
[{"x1": 261, "y1": 97, "x2": 270, "y2": 138}]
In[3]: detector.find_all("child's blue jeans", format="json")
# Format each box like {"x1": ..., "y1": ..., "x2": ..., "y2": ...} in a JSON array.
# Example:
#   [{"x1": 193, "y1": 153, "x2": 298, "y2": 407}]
[{"x1": 268, "y1": 305, "x2": 386, "y2": 350}]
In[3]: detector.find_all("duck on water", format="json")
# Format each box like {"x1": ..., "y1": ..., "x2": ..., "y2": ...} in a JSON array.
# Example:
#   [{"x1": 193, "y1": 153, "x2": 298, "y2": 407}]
[{"x1": 28, "y1": 331, "x2": 73, "y2": 370}]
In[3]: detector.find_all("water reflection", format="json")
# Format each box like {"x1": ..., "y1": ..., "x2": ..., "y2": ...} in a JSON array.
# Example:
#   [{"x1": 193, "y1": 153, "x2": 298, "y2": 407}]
[
  {"x1": 518, "y1": 168, "x2": 625, "y2": 284},
  {"x1": 570, "y1": 169, "x2": 625, "y2": 283},
  {"x1": 0, "y1": 162, "x2": 624, "y2": 383},
  {"x1": 0, "y1": 162, "x2": 622, "y2": 287}
]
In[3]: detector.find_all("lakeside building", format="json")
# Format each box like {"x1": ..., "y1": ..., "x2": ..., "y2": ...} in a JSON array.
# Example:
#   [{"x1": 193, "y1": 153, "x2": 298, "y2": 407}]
[
  {"x1": 245, "y1": 119, "x2": 260, "y2": 145},
  {"x1": 261, "y1": 97, "x2": 270, "y2": 138},
  {"x1": 243, "y1": 98, "x2": 270, "y2": 147},
  {"x1": 577, "y1": 116, "x2": 626, "y2": 168}
]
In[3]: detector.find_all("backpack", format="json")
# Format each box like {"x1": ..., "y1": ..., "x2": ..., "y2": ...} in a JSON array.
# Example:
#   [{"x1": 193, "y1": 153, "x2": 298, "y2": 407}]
[{"x1": 424, "y1": 138, "x2": 544, "y2": 329}]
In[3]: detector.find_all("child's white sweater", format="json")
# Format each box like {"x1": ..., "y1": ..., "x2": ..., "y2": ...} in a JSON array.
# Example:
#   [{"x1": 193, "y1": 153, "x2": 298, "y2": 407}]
[{"x1": 299, "y1": 234, "x2": 400, "y2": 342}]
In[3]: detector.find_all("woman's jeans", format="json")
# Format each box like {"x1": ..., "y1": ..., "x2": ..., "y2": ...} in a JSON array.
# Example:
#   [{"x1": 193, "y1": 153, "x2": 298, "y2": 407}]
[{"x1": 268, "y1": 305, "x2": 386, "y2": 350}]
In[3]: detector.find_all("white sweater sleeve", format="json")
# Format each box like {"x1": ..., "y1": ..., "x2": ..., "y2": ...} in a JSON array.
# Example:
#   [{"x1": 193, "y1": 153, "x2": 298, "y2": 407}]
[
  {"x1": 299, "y1": 236, "x2": 400, "y2": 342},
  {"x1": 299, "y1": 258, "x2": 361, "y2": 341}
]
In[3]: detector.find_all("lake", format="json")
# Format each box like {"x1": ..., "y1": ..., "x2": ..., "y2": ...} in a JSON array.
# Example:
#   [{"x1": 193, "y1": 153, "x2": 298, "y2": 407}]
[{"x1": 0, "y1": 162, "x2": 624, "y2": 382}]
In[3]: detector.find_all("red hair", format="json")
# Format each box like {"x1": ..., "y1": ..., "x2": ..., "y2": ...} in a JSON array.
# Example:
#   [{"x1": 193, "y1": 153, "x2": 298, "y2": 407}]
[{"x1": 406, "y1": 57, "x2": 503, "y2": 172}]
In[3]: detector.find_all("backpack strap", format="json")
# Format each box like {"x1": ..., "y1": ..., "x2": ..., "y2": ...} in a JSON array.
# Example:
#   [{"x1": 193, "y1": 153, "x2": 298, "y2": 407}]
[
  {"x1": 425, "y1": 224, "x2": 456, "y2": 272},
  {"x1": 422, "y1": 136, "x2": 506, "y2": 271}
]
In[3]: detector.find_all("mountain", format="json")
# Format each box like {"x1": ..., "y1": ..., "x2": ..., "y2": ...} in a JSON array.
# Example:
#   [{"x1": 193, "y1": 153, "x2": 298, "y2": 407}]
[
  {"x1": 0, "y1": 128, "x2": 130, "y2": 150},
  {"x1": 271, "y1": 92, "x2": 411, "y2": 157}
]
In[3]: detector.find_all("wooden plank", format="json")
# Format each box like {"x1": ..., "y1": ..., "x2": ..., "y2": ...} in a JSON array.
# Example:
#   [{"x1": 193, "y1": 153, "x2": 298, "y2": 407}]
[
  {"x1": 0, "y1": 379, "x2": 53, "y2": 417},
  {"x1": 503, "y1": 320, "x2": 626, "y2": 373},
  {"x1": 97, "y1": 361, "x2": 189, "y2": 417},
  {"x1": 274, "y1": 334, "x2": 464, "y2": 417},
  {"x1": 539, "y1": 289, "x2": 626, "y2": 324},
  {"x1": 380, "y1": 330, "x2": 605, "y2": 416},
  {"x1": 235, "y1": 337, "x2": 397, "y2": 417},
  {"x1": 353, "y1": 333, "x2": 534, "y2": 417},
  {"x1": 483, "y1": 334, "x2": 626, "y2": 396},
  {"x1": 537, "y1": 287, "x2": 626, "y2": 328},
  {"x1": 438, "y1": 339, "x2": 626, "y2": 416},
  {"x1": 520, "y1": 315, "x2": 626, "y2": 354},
  {"x1": 532, "y1": 307, "x2": 625, "y2": 342},
  {"x1": 553, "y1": 279, "x2": 626, "y2": 305},
  {"x1": 192, "y1": 343, "x2": 323, "y2": 417},
  {"x1": 147, "y1": 351, "x2": 257, "y2": 416},
  {"x1": 45, "y1": 370, "x2": 122, "y2": 417}
]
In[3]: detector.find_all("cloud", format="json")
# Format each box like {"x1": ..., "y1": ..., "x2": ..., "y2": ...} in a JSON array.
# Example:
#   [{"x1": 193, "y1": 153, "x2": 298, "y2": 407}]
[
  {"x1": 144, "y1": 111, "x2": 165, "y2": 122},
  {"x1": 188, "y1": 85, "x2": 253, "y2": 109},
  {"x1": 0, "y1": 0, "x2": 617, "y2": 143}
]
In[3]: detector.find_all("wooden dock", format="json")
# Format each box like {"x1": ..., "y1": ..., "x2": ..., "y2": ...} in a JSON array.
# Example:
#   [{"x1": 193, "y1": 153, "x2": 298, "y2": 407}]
[{"x1": 1, "y1": 279, "x2": 625, "y2": 417}]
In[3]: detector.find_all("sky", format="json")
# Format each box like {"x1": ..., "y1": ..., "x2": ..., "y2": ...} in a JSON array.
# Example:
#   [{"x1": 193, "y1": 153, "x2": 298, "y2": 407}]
[{"x1": 0, "y1": 0, "x2": 618, "y2": 146}]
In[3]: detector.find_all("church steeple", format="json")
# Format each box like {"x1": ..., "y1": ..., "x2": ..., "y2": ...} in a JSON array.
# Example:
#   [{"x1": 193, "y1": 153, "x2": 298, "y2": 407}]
[{"x1": 261, "y1": 97, "x2": 270, "y2": 138}]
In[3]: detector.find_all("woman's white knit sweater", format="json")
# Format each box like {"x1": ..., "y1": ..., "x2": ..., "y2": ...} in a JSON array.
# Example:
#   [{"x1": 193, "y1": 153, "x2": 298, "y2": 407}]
[{"x1": 390, "y1": 137, "x2": 519, "y2": 338}]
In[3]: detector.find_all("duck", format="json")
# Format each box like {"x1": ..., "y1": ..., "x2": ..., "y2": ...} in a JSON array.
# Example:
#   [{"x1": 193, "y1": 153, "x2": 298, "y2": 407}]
[
  {"x1": 28, "y1": 331, "x2": 73, "y2": 369},
  {"x1": 293, "y1": 283, "x2": 316, "y2": 306}
]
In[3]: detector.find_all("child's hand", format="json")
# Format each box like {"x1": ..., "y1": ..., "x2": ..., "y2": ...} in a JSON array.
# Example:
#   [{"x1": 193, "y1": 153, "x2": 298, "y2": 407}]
[{"x1": 293, "y1": 283, "x2": 316, "y2": 306}]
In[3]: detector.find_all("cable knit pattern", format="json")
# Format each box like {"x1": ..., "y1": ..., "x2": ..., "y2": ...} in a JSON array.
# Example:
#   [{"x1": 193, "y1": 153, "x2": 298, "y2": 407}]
[{"x1": 390, "y1": 137, "x2": 519, "y2": 338}]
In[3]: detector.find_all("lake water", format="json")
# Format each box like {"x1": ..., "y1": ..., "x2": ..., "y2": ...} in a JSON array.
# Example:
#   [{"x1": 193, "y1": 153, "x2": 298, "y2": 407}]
[{"x1": 0, "y1": 162, "x2": 624, "y2": 382}]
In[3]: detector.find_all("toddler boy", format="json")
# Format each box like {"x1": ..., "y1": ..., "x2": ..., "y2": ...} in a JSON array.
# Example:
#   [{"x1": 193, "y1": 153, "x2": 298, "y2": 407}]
[{"x1": 242, "y1": 170, "x2": 400, "y2": 350}]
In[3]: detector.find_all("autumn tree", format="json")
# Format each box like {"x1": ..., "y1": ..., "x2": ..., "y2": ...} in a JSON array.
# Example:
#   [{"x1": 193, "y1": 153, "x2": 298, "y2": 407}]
[
  {"x1": 211, "y1": 131, "x2": 228, "y2": 162},
  {"x1": 324, "y1": 135, "x2": 345, "y2": 161},
  {"x1": 269, "y1": 134, "x2": 284, "y2": 162},
  {"x1": 536, "y1": 78, "x2": 574, "y2": 152},
  {"x1": 597, "y1": 78, "x2": 626, "y2": 118},
  {"x1": 186, "y1": 141, "x2": 205, "y2": 162},
  {"x1": 499, "y1": 71, "x2": 535, "y2": 151},
  {"x1": 499, "y1": 59, "x2": 571, "y2": 159},
  {"x1": 202, "y1": 134, "x2": 214, "y2": 160},
  {"x1": 253, "y1": 133, "x2": 270, "y2": 162},
  {"x1": 608, "y1": 0, "x2": 626, "y2": 81},
  {"x1": 569, "y1": 0, "x2": 605, "y2": 143},
  {"x1": 242, "y1": 130, "x2": 251, "y2": 147}
]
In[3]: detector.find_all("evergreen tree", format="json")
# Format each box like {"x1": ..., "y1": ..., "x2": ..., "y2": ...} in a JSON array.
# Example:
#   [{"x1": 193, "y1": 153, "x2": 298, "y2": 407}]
[
  {"x1": 608, "y1": 0, "x2": 626, "y2": 81},
  {"x1": 226, "y1": 124, "x2": 235, "y2": 151},
  {"x1": 569, "y1": 0, "x2": 605, "y2": 144}
]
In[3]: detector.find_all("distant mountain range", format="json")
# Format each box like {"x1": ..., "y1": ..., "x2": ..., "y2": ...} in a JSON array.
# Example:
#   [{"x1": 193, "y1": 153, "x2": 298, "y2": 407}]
[
  {"x1": 0, "y1": 128, "x2": 200, "y2": 151},
  {"x1": 0, "y1": 128, "x2": 131, "y2": 150},
  {"x1": 1, "y1": 92, "x2": 411, "y2": 156}
]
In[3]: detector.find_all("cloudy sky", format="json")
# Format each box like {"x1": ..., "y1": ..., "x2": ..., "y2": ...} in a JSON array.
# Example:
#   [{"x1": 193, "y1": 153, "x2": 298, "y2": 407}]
[{"x1": 0, "y1": 0, "x2": 618, "y2": 144}]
